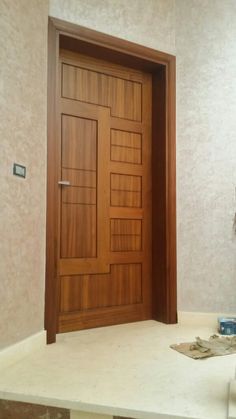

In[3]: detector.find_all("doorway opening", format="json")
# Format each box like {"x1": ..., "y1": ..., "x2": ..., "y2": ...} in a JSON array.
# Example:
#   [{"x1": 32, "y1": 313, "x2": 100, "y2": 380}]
[{"x1": 46, "y1": 17, "x2": 177, "y2": 344}]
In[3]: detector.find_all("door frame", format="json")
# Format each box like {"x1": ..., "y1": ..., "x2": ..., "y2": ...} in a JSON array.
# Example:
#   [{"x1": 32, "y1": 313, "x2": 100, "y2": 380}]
[{"x1": 45, "y1": 16, "x2": 177, "y2": 344}]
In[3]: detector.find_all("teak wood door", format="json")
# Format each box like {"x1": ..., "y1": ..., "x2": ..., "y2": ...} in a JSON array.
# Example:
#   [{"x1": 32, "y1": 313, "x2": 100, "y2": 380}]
[{"x1": 57, "y1": 50, "x2": 152, "y2": 332}]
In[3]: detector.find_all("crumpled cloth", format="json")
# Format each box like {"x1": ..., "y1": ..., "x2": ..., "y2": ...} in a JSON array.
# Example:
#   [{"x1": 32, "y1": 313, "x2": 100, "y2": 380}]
[{"x1": 170, "y1": 335, "x2": 236, "y2": 359}]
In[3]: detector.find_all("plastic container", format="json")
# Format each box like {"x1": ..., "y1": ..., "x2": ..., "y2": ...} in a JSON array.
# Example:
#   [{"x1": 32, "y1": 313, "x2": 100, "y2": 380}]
[{"x1": 218, "y1": 317, "x2": 236, "y2": 335}]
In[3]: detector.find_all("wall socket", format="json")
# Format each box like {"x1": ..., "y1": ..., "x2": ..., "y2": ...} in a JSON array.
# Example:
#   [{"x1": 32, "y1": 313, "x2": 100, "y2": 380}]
[{"x1": 13, "y1": 163, "x2": 26, "y2": 178}]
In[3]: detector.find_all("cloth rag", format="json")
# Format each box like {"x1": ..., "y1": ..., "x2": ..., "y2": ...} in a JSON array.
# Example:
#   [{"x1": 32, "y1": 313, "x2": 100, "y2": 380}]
[{"x1": 170, "y1": 334, "x2": 236, "y2": 359}]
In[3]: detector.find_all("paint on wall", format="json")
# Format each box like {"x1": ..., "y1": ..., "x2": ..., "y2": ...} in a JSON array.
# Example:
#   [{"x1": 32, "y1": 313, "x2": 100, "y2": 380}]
[
  {"x1": 0, "y1": 0, "x2": 48, "y2": 349},
  {"x1": 176, "y1": 0, "x2": 236, "y2": 312},
  {"x1": 1, "y1": 0, "x2": 236, "y2": 350}
]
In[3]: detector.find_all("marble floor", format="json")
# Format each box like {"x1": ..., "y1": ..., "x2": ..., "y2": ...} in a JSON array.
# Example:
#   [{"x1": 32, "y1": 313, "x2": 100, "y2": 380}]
[{"x1": 0, "y1": 320, "x2": 235, "y2": 419}]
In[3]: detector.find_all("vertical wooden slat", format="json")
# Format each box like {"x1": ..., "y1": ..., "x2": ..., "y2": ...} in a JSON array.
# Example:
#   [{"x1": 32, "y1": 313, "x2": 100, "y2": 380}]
[
  {"x1": 141, "y1": 72, "x2": 152, "y2": 318},
  {"x1": 45, "y1": 20, "x2": 59, "y2": 343},
  {"x1": 152, "y1": 60, "x2": 177, "y2": 324},
  {"x1": 166, "y1": 57, "x2": 177, "y2": 323}
]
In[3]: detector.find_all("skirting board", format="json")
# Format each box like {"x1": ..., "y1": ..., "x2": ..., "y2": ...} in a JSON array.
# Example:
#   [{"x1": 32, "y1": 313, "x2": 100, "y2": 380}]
[
  {"x1": 228, "y1": 380, "x2": 236, "y2": 419},
  {"x1": 178, "y1": 311, "x2": 236, "y2": 329},
  {"x1": 0, "y1": 330, "x2": 46, "y2": 370},
  {"x1": 71, "y1": 412, "x2": 112, "y2": 419}
]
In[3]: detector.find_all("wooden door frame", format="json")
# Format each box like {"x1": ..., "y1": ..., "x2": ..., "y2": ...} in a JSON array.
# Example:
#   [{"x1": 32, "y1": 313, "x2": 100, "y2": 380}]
[{"x1": 45, "y1": 17, "x2": 177, "y2": 344}]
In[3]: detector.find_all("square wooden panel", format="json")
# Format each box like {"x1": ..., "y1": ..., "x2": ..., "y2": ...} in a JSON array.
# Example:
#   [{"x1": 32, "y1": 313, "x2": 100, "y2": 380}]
[
  {"x1": 110, "y1": 219, "x2": 142, "y2": 251},
  {"x1": 111, "y1": 129, "x2": 142, "y2": 164},
  {"x1": 110, "y1": 173, "x2": 142, "y2": 207}
]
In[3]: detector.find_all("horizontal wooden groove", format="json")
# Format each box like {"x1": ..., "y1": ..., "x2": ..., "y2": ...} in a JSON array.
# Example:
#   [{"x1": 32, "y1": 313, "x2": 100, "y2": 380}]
[
  {"x1": 109, "y1": 207, "x2": 143, "y2": 218},
  {"x1": 109, "y1": 164, "x2": 143, "y2": 176},
  {"x1": 110, "y1": 117, "x2": 143, "y2": 134}
]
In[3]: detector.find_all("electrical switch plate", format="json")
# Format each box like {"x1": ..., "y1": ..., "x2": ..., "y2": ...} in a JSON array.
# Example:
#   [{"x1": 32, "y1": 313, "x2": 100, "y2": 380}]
[{"x1": 13, "y1": 163, "x2": 26, "y2": 178}]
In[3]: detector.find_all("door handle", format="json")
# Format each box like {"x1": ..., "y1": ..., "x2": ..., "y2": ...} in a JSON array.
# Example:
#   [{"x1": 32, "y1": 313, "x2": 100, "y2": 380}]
[{"x1": 58, "y1": 180, "x2": 70, "y2": 186}]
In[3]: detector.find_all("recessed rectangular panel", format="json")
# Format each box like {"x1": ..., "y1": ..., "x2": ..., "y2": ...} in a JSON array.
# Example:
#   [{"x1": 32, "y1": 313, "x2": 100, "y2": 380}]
[
  {"x1": 62, "y1": 168, "x2": 96, "y2": 188},
  {"x1": 61, "y1": 204, "x2": 96, "y2": 258},
  {"x1": 111, "y1": 190, "x2": 141, "y2": 207},
  {"x1": 60, "y1": 276, "x2": 82, "y2": 312},
  {"x1": 111, "y1": 173, "x2": 141, "y2": 191},
  {"x1": 111, "y1": 219, "x2": 142, "y2": 234},
  {"x1": 111, "y1": 130, "x2": 142, "y2": 148},
  {"x1": 62, "y1": 187, "x2": 96, "y2": 204},
  {"x1": 62, "y1": 115, "x2": 97, "y2": 171},
  {"x1": 111, "y1": 219, "x2": 142, "y2": 252},
  {"x1": 111, "y1": 173, "x2": 142, "y2": 207},
  {"x1": 111, "y1": 146, "x2": 141, "y2": 165},
  {"x1": 62, "y1": 64, "x2": 142, "y2": 121},
  {"x1": 59, "y1": 264, "x2": 142, "y2": 314},
  {"x1": 111, "y1": 130, "x2": 142, "y2": 164},
  {"x1": 111, "y1": 235, "x2": 141, "y2": 252}
]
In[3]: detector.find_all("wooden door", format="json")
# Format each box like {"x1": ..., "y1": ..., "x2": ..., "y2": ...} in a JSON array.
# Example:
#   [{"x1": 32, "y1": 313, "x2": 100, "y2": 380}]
[{"x1": 57, "y1": 50, "x2": 152, "y2": 333}]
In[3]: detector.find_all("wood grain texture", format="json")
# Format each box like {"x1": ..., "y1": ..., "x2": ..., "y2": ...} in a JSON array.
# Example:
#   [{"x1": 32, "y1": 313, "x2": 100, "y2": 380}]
[
  {"x1": 110, "y1": 173, "x2": 142, "y2": 207},
  {"x1": 62, "y1": 62, "x2": 142, "y2": 121},
  {"x1": 139, "y1": 72, "x2": 152, "y2": 319},
  {"x1": 61, "y1": 168, "x2": 96, "y2": 188},
  {"x1": 62, "y1": 115, "x2": 97, "y2": 171},
  {"x1": 0, "y1": 400, "x2": 69, "y2": 419},
  {"x1": 58, "y1": 50, "x2": 151, "y2": 332},
  {"x1": 152, "y1": 64, "x2": 177, "y2": 324},
  {"x1": 167, "y1": 58, "x2": 177, "y2": 323},
  {"x1": 59, "y1": 305, "x2": 148, "y2": 332},
  {"x1": 55, "y1": 18, "x2": 173, "y2": 68},
  {"x1": 59, "y1": 99, "x2": 110, "y2": 274},
  {"x1": 46, "y1": 18, "x2": 177, "y2": 343},
  {"x1": 62, "y1": 186, "x2": 96, "y2": 205},
  {"x1": 61, "y1": 204, "x2": 97, "y2": 258},
  {"x1": 60, "y1": 264, "x2": 142, "y2": 314},
  {"x1": 45, "y1": 20, "x2": 59, "y2": 343},
  {"x1": 60, "y1": 49, "x2": 144, "y2": 82},
  {"x1": 59, "y1": 51, "x2": 151, "y2": 330},
  {"x1": 110, "y1": 219, "x2": 142, "y2": 252},
  {"x1": 60, "y1": 112, "x2": 98, "y2": 259},
  {"x1": 111, "y1": 130, "x2": 142, "y2": 164}
]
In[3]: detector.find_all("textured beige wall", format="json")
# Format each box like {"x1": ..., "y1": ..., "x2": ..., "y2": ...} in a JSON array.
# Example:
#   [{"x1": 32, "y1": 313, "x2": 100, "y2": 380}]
[
  {"x1": 50, "y1": 0, "x2": 236, "y2": 314},
  {"x1": 1, "y1": 0, "x2": 236, "y2": 350},
  {"x1": 0, "y1": 0, "x2": 48, "y2": 349},
  {"x1": 49, "y1": 0, "x2": 176, "y2": 54},
  {"x1": 176, "y1": 0, "x2": 236, "y2": 312}
]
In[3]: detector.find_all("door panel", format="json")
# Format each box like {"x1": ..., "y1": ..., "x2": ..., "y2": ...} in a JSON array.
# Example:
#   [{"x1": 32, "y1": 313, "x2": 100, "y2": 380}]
[
  {"x1": 60, "y1": 264, "x2": 142, "y2": 313},
  {"x1": 62, "y1": 115, "x2": 97, "y2": 170},
  {"x1": 61, "y1": 204, "x2": 97, "y2": 258},
  {"x1": 57, "y1": 50, "x2": 152, "y2": 332},
  {"x1": 62, "y1": 63, "x2": 142, "y2": 121}
]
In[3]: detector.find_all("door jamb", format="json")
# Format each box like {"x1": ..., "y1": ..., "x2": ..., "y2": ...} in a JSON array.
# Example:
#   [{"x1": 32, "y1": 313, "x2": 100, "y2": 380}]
[{"x1": 45, "y1": 17, "x2": 177, "y2": 344}]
